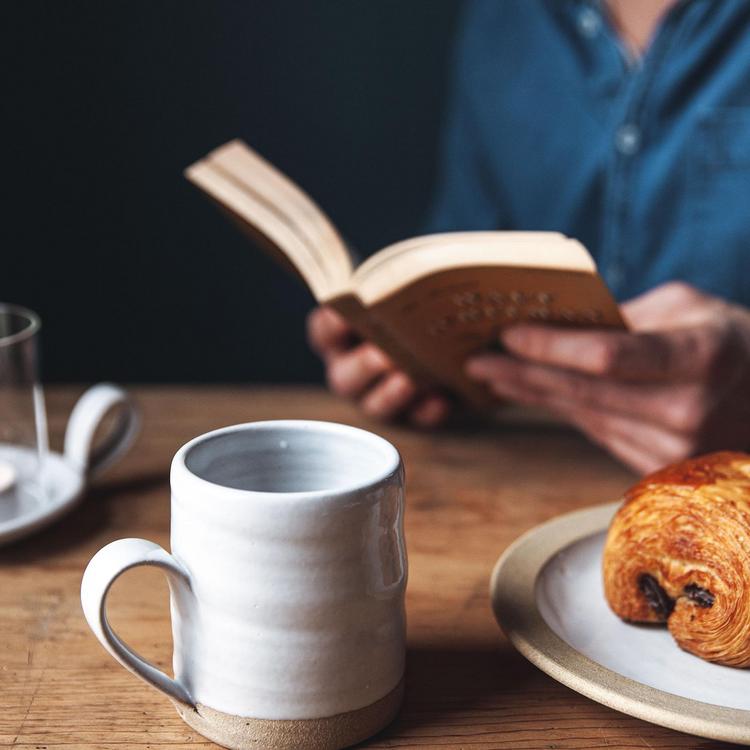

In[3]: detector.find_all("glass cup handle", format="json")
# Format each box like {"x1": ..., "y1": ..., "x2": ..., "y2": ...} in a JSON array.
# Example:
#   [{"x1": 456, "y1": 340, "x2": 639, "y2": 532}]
[
  {"x1": 64, "y1": 384, "x2": 141, "y2": 478},
  {"x1": 81, "y1": 538, "x2": 195, "y2": 709}
]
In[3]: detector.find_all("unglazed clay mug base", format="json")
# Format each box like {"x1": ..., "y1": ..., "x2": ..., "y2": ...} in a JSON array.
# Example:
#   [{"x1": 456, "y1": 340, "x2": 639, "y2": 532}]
[{"x1": 81, "y1": 421, "x2": 407, "y2": 750}]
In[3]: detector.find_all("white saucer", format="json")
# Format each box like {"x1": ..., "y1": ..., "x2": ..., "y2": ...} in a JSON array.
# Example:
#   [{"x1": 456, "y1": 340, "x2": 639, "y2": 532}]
[
  {"x1": 0, "y1": 449, "x2": 84, "y2": 544},
  {"x1": 491, "y1": 503, "x2": 750, "y2": 745},
  {"x1": 0, "y1": 384, "x2": 139, "y2": 546}
]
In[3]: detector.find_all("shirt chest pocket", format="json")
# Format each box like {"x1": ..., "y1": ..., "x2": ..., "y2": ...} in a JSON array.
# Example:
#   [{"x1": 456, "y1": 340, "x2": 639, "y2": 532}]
[
  {"x1": 687, "y1": 107, "x2": 750, "y2": 304},
  {"x1": 699, "y1": 107, "x2": 750, "y2": 167}
]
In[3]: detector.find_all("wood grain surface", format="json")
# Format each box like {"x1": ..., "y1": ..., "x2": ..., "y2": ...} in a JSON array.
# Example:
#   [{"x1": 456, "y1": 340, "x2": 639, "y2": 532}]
[{"x1": 0, "y1": 386, "x2": 739, "y2": 749}]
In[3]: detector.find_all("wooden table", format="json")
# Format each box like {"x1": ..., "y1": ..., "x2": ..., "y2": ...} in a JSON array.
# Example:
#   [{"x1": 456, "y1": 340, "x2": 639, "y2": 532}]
[{"x1": 0, "y1": 386, "x2": 737, "y2": 749}]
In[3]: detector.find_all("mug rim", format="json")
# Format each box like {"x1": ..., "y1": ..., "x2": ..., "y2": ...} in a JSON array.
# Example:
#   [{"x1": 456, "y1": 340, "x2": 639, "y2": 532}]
[
  {"x1": 171, "y1": 419, "x2": 402, "y2": 501},
  {"x1": 0, "y1": 303, "x2": 41, "y2": 348}
]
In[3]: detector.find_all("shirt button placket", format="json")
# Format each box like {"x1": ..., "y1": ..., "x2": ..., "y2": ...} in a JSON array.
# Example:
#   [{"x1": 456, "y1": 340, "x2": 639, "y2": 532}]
[
  {"x1": 577, "y1": 6, "x2": 602, "y2": 38},
  {"x1": 575, "y1": 1, "x2": 647, "y2": 298},
  {"x1": 607, "y1": 121, "x2": 642, "y2": 290},
  {"x1": 615, "y1": 123, "x2": 642, "y2": 156}
]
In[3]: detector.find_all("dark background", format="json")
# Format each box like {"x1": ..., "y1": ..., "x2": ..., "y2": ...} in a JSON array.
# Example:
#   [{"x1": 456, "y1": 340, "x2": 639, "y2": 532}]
[{"x1": 3, "y1": 1, "x2": 463, "y2": 383}]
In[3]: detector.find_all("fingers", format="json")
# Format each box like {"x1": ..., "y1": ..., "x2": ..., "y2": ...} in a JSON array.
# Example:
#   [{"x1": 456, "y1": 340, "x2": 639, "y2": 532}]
[
  {"x1": 335, "y1": 363, "x2": 450, "y2": 424},
  {"x1": 499, "y1": 322, "x2": 729, "y2": 382},
  {"x1": 464, "y1": 284, "x2": 750, "y2": 473},
  {"x1": 491, "y1": 379, "x2": 694, "y2": 474},
  {"x1": 307, "y1": 306, "x2": 357, "y2": 360},
  {"x1": 327, "y1": 343, "x2": 393, "y2": 399},
  {"x1": 466, "y1": 353, "x2": 700, "y2": 472},
  {"x1": 362, "y1": 383, "x2": 451, "y2": 425},
  {"x1": 327, "y1": 342, "x2": 446, "y2": 424},
  {"x1": 360, "y1": 372, "x2": 418, "y2": 420},
  {"x1": 344, "y1": 368, "x2": 451, "y2": 425},
  {"x1": 409, "y1": 393, "x2": 452, "y2": 427},
  {"x1": 585, "y1": 431, "x2": 667, "y2": 476},
  {"x1": 308, "y1": 306, "x2": 448, "y2": 426},
  {"x1": 621, "y1": 281, "x2": 715, "y2": 330},
  {"x1": 560, "y1": 403, "x2": 694, "y2": 474},
  {"x1": 465, "y1": 354, "x2": 712, "y2": 433},
  {"x1": 498, "y1": 282, "x2": 732, "y2": 382}
]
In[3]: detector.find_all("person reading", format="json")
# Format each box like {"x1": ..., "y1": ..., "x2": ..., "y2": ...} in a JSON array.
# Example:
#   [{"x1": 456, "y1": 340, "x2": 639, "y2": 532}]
[{"x1": 307, "y1": 0, "x2": 750, "y2": 474}]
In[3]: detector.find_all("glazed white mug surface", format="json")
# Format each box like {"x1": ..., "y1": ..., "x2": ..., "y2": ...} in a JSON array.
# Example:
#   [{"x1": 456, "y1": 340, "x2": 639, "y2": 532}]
[{"x1": 81, "y1": 420, "x2": 406, "y2": 750}]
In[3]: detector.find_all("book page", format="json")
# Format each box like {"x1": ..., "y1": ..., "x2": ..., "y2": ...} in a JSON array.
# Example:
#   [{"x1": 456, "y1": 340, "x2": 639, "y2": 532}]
[
  {"x1": 351, "y1": 232, "x2": 596, "y2": 306},
  {"x1": 186, "y1": 141, "x2": 353, "y2": 301}
]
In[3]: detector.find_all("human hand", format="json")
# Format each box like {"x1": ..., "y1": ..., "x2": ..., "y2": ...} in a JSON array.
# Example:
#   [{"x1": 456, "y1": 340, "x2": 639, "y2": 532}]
[
  {"x1": 465, "y1": 282, "x2": 750, "y2": 474},
  {"x1": 307, "y1": 306, "x2": 451, "y2": 427}
]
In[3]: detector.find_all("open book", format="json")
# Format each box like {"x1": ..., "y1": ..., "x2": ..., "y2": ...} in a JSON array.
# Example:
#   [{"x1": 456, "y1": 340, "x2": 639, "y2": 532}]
[{"x1": 185, "y1": 140, "x2": 625, "y2": 408}]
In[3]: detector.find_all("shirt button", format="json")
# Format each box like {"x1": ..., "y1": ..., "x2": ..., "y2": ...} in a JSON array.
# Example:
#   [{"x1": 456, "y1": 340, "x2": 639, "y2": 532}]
[
  {"x1": 615, "y1": 124, "x2": 642, "y2": 155},
  {"x1": 577, "y1": 7, "x2": 602, "y2": 38}
]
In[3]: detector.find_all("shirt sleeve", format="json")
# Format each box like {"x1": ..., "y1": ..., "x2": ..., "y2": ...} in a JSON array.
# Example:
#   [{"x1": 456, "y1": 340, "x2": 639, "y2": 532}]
[{"x1": 422, "y1": 1, "x2": 511, "y2": 234}]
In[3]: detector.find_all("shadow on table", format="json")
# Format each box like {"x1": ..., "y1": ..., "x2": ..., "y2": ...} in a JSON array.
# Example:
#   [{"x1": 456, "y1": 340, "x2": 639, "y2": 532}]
[
  {"x1": 374, "y1": 643, "x2": 537, "y2": 739},
  {"x1": 0, "y1": 471, "x2": 165, "y2": 565},
  {"x1": 442, "y1": 404, "x2": 581, "y2": 434},
  {"x1": 370, "y1": 643, "x2": 741, "y2": 750}
]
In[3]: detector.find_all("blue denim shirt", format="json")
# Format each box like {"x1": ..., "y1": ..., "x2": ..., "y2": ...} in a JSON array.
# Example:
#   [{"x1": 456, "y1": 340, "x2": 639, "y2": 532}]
[{"x1": 426, "y1": 0, "x2": 750, "y2": 305}]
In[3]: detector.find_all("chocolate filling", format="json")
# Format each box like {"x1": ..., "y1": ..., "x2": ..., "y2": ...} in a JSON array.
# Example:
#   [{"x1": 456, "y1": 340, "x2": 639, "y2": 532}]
[
  {"x1": 684, "y1": 583, "x2": 714, "y2": 608},
  {"x1": 638, "y1": 574, "x2": 674, "y2": 618}
]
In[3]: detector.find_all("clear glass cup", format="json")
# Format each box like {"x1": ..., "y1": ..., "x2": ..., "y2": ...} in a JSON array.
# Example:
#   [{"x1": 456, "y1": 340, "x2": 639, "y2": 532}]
[{"x1": 0, "y1": 304, "x2": 49, "y2": 511}]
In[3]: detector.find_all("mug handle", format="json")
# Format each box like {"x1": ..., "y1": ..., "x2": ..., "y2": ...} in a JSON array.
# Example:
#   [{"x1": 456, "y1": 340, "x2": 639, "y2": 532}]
[
  {"x1": 64, "y1": 383, "x2": 141, "y2": 478},
  {"x1": 80, "y1": 538, "x2": 195, "y2": 709}
]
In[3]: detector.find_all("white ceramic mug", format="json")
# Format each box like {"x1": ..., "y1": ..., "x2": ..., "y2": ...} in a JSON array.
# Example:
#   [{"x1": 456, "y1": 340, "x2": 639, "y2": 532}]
[{"x1": 81, "y1": 420, "x2": 407, "y2": 750}]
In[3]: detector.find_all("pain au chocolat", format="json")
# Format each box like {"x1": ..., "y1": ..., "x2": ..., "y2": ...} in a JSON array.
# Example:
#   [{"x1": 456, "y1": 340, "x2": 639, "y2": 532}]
[{"x1": 603, "y1": 451, "x2": 750, "y2": 667}]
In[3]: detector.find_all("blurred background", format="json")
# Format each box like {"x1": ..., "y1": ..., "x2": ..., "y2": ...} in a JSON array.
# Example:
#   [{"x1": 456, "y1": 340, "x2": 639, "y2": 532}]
[{"x1": 2, "y1": 1, "x2": 463, "y2": 383}]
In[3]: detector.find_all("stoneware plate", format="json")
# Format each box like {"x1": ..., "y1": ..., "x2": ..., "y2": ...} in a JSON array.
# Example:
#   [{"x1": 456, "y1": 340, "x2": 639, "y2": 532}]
[{"x1": 491, "y1": 502, "x2": 750, "y2": 745}]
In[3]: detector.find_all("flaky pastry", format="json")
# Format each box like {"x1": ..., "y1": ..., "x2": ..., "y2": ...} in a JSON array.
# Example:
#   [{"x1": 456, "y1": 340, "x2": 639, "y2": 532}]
[{"x1": 603, "y1": 451, "x2": 750, "y2": 667}]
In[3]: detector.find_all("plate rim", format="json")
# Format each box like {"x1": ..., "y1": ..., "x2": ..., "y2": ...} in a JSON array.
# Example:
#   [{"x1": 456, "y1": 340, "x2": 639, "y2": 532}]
[
  {"x1": 490, "y1": 501, "x2": 750, "y2": 745},
  {"x1": 0, "y1": 450, "x2": 84, "y2": 545}
]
